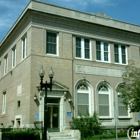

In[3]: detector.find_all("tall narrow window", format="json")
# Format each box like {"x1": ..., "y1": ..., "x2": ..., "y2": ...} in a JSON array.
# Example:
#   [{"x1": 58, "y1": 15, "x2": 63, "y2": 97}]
[
  {"x1": 0, "y1": 61, "x2": 1, "y2": 79},
  {"x1": 46, "y1": 32, "x2": 57, "y2": 55},
  {"x1": 118, "y1": 95, "x2": 128, "y2": 116},
  {"x1": 4, "y1": 55, "x2": 8, "y2": 74},
  {"x1": 76, "y1": 83, "x2": 89, "y2": 116},
  {"x1": 76, "y1": 37, "x2": 90, "y2": 59},
  {"x1": 2, "y1": 91, "x2": 6, "y2": 114},
  {"x1": 76, "y1": 37, "x2": 81, "y2": 58},
  {"x1": 17, "y1": 100, "x2": 21, "y2": 108},
  {"x1": 117, "y1": 84, "x2": 129, "y2": 117},
  {"x1": 121, "y1": 46, "x2": 126, "y2": 64},
  {"x1": 84, "y1": 39, "x2": 90, "y2": 59},
  {"x1": 104, "y1": 42, "x2": 109, "y2": 61},
  {"x1": 98, "y1": 84, "x2": 110, "y2": 117},
  {"x1": 96, "y1": 41, "x2": 110, "y2": 62},
  {"x1": 114, "y1": 44, "x2": 127, "y2": 64},
  {"x1": 12, "y1": 46, "x2": 16, "y2": 68},
  {"x1": 114, "y1": 44, "x2": 119, "y2": 63},
  {"x1": 22, "y1": 36, "x2": 27, "y2": 59},
  {"x1": 17, "y1": 85, "x2": 22, "y2": 96},
  {"x1": 96, "y1": 41, "x2": 101, "y2": 60}
]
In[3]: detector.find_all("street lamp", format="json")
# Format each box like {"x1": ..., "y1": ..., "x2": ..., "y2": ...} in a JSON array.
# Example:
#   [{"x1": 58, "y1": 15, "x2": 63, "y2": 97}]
[{"x1": 39, "y1": 66, "x2": 54, "y2": 140}]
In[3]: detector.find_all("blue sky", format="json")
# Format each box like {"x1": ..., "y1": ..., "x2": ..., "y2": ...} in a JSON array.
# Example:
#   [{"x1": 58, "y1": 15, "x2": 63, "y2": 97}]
[{"x1": 0, "y1": 0, "x2": 140, "y2": 42}]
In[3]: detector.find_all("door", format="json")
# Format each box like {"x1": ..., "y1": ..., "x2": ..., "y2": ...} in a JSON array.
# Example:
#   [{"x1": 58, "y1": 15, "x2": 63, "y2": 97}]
[{"x1": 47, "y1": 98, "x2": 60, "y2": 132}]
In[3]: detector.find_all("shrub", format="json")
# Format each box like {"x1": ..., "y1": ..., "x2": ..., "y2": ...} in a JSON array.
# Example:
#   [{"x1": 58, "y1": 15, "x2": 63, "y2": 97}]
[
  {"x1": 2, "y1": 129, "x2": 40, "y2": 140},
  {"x1": 70, "y1": 112, "x2": 104, "y2": 138},
  {"x1": 81, "y1": 132, "x2": 127, "y2": 140}
]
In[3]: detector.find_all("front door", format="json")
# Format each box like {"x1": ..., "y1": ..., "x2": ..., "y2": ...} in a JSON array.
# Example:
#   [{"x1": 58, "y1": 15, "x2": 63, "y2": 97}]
[{"x1": 47, "y1": 98, "x2": 60, "y2": 132}]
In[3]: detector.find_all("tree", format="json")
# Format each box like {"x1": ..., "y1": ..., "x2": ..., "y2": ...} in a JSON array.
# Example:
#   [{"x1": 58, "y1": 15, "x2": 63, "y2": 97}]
[{"x1": 117, "y1": 60, "x2": 140, "y2": 112}]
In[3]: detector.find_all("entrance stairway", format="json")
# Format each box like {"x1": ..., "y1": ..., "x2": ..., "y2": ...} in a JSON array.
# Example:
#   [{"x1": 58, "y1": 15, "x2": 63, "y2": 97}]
[{"x1": 48, "y1": 130, "x2": 80, "y2": 140}]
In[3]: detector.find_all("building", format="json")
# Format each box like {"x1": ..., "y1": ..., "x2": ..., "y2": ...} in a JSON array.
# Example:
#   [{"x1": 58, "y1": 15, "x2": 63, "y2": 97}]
[{"x1": 0, "y1": 0, "x2": 140, "y2": 133}]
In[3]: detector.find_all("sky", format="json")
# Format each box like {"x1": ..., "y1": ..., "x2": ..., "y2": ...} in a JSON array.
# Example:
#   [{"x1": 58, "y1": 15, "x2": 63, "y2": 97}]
[{"x1": 0, "y1": 0, "x2": 140, "y2": 42}]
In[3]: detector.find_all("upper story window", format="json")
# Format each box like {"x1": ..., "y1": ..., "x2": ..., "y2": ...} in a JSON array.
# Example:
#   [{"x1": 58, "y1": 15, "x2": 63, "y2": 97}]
[
  {"x1": 2, "y1": 91, "x2": 6, "y2": 114},
  {"x1": 4, "y1": 55, "x2": 8, "y2": 75},
  {"x1": 76, "y1": 37, "x2": 91, "y2": 59},
  {"x1": 46, "y1": 32, "x2": 58, "y2": 55},
  {"x1": 0, "y1": 61, "x2": 1, "y2": 79},
  {"x1": 12, "y1": 46, "x2": 16, "y2": 68},
  {"x1": 96, "y1": 41, "x2": 110, "y2": 62},
  {"x1": 22, "y1": 36, "x2": 27, "y2": 60},
  {"x1": 114, "y1": 44, "x2": 127, "y2": 64}
]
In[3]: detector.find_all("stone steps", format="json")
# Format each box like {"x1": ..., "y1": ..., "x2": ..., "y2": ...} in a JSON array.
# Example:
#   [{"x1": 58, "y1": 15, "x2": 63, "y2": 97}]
[{"x1": 48, "y1": 130, "x2": 80, "y2": 140}]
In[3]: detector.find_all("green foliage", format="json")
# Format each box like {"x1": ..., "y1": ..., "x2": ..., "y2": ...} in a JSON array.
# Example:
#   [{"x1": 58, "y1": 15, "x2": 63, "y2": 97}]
[
  {"x1": 81, "y1": 130, "x2": 127, "y2": 140},
  {"x1": 127, "y1": 124, "x2": 140, "y2": 131},
  {"x1": 2, "y1": 129, "x2": 40, "y2": 140},
  {"x1": 70, "y1": 112, "x2": 104, "y2": 138},
  {"x1": 116, "y1": 60, "x2": 140, "y2": 112}
]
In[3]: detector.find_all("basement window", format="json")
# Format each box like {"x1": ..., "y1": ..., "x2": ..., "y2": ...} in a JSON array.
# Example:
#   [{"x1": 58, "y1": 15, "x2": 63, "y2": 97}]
[{"x1": 17, "y1": 101, "x2": 21, "y2": 108}]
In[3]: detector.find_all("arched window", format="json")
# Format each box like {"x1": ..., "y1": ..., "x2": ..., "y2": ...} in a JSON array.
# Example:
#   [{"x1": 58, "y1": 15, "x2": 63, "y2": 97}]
[
  {"x1": 117, "y1": 84, "x2": 129, "y2": 117},
  {"x1": 98, "y1": 83, "x2": 111, "y2": 117},
  {"x1": 118, "y1": 94, "x2": 128, "y2": 116},
  {"x1": 76, "y1": 83, "x2": 89, "y2": 116}
]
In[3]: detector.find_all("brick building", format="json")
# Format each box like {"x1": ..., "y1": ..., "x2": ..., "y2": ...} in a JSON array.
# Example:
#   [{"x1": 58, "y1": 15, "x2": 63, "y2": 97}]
[{"x1": 0, "y1": 0, "x2": 140, "y2": 132}]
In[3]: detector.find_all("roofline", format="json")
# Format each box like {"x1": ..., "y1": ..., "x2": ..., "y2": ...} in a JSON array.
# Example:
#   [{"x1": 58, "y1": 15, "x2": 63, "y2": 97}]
[
  {"x1": 0, "y1": 0, "x2": 32, "y2": 45},
  {"x1": 0, "y1": 0, "x2": 140, "y2": 46}
]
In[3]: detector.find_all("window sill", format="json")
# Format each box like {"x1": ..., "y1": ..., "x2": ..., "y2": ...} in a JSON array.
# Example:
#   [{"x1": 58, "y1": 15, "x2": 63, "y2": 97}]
[
  {"x1": 22, "y1": 57, "x2": 27, "y2": 60},
  {"x1": 75, "y1": 57, "x2": 92, "y2": 61},
  {"x1": 46, "y1": 54, "x2": 59, "y2": 57},
  {"x1": 96, "y1": 60, "x2": 110, "y2": 63},
  {"x1": 99, "y1": 117, "x2": 113, "y2": 120},
  {"x1": 118, "y1": 116, "x2": 132, "y2": 120},
  {"x1": 1, "y1": 112, "x2": 6, "y2": 117},
  {"x1": 114, "y1": 63, "x2": 127, "y2": 65}
]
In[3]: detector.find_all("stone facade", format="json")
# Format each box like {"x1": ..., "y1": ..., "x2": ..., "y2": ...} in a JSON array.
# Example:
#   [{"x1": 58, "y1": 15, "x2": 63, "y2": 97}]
[{"x1": 0, "y1": 0, "x2": 140, "y2": 131}]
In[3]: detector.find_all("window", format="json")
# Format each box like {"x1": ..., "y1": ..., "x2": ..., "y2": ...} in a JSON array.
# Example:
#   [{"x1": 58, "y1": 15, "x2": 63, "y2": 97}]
[
  {"x1": 96, "y1": 41, "x2": 110, "y2": 62},
  {"x1": 98, "y1": 83, "x2": 111, "y2": 117},
  {"x1": 2, "y1": 91, "x2": 6, "y2": 114},
  {"x1": 12, "y1": 46, "x2": 16, "y2": 68},
  {"x1": 22, "y1": 36, "x2": 27, "y2": 59},
  {"x1": 118, "y1": 95, "x2": 128, "y2": 117},
  {"x1": 4, "y1": 55, "x2": 8, "y2": 74},
  {"x1": 76, "y1": 83, "x2": 89, "y2": 116},
  {"x1": 17, "y1": 85, "x2": 22, "y2": 95},
  {"x1": 46, "y1": 32, "x2": 58, "y2": 55},
  {"x1": 17, "y1": 101, "x2": 21, "y2": 108},
  {"x1": 76, "y1": 37, "x2": 90, "y2": 59},
  {"x1": 114, "y1": 44, "x2": 127, "y2": 64},
  {"x1": 0, "y1": 62, "x2": 1, "y2": 78},
  {"x1": 15, "y1": 115, "x2": 22, "y2": 128},
  {"x1": 16, "y1": 118, "x2": 21, "y2": 128},
  {"x1": 117, "y1": 84, "x2": 129, "y2": 117}
]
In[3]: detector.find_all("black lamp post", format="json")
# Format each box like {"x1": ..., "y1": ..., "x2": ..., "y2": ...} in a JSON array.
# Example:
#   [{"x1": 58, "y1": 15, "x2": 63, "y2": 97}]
[{"x1": 39, "y1": 66, "x2": 54, "y2": 140}]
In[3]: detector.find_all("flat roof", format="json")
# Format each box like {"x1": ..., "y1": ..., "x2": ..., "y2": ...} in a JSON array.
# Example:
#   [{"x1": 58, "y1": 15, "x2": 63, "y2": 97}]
[{"x1": 1, "y1": 0, "x2": 140, "y2": 45}]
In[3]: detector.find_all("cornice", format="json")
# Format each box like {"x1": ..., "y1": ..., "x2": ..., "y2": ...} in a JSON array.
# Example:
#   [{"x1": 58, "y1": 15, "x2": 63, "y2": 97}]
[
  {"x1": 1, "y1": 0, "x2": 140, "y2": 46},
  {"x1": 30, "y1": 1, "x2": 140, "y2": 33}
]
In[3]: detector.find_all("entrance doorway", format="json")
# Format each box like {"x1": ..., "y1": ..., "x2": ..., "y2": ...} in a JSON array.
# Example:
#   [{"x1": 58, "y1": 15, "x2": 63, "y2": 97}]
[{"x1": 47, "y1": 98, "x2": 60, "y2": 132}]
